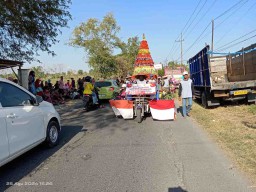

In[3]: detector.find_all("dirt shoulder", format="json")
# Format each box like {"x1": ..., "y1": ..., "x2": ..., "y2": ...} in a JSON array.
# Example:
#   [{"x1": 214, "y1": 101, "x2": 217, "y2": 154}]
[{"x1": 188, "y1": 101, "x2": 256, "y2": 183}]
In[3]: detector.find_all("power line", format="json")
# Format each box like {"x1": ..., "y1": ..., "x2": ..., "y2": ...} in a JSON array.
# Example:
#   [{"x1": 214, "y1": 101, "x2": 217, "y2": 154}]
[
  {"x1": 183, "y1": 0, "x2": 249, "y2": 60},
  {"x1": 166, "y1": 35, "x2": 181, "y2": 60},
  {"x1": 175, "y1": 33, "x2": 184, "y2": 64},
  {"x1": 215, "y1": 0, "x2": 256, "y2": 44},
  {"x1": 184, "y1": 0, "x2": 218, "y2": 39},
  {"x1": 215, "y1": 29, "x2": 256, "y2": 51},
  {"x1": 181, "y1": 21, "x2": 211, "y2": 60},
  {"x1": 214, "y1": 0, "x2": 246, "y2": 20},
  {"x1": 166, "y1": 0, "x2": 203, "y2": 61},
  {"x1": 216, "y1": 34, "x2": 256, "y2": 52},
  {"x1": 181, "y1": 0, "x2": 203, "y2": 33},
  {"x1": 215, "y1": 0, "x2": 249, "y2": 29},
  {"x1": 183, "y1": 0, "x2": 208, "y2": 36}
]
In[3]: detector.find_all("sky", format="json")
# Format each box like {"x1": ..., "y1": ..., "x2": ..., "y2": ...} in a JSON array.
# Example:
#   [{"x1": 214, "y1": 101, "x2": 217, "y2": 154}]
[{"x1": 24, "y1": 0, "x2": 256, "y2": 72}]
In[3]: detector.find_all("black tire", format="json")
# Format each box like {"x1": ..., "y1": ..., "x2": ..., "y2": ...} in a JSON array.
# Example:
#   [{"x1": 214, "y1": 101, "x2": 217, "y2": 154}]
[
  {"x1": 83, "y1": 96, "x2": 90, "y2": 111},
  {"x1": 201, "y1": 92, "x2": 208, "y2": 109},
  {"x1": 45, "y1": 120, "x2": 60, "y2": 148},
  {"x1": 136, "y1": 108, "x2": 142, "y2": 123}
]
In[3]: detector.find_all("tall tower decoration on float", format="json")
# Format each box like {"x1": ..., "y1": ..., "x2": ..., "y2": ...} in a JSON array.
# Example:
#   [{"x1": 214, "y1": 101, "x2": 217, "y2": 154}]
[{"x1": 133, "y1": 34, "x2": 157, "y2": 76}]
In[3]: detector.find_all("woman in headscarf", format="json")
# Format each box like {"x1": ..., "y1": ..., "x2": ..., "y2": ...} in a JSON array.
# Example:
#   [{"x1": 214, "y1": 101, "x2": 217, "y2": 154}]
[
  {"x1": 28, "y1": 71, "x2": 36, "y2": 95},
  {"x1": 35, "y1": 79, "x2": 43, "y2": 97}
]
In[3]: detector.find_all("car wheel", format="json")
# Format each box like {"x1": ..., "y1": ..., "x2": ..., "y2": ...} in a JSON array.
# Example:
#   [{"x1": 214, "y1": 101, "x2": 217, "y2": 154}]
[{"x1": 45, "y1": 120, "x2": 60, "y2": 148}]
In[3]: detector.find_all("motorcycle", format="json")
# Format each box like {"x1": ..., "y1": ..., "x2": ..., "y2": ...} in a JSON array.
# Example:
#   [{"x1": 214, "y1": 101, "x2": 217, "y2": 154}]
[{"x1": 82, "y1": 94, "x2": 99, "y2": 111}]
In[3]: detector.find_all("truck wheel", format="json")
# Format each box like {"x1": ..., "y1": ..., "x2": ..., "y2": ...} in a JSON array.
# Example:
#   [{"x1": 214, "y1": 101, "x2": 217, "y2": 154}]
[
  {"x1": 201, "y1": 92, "x2": 208, "y2": 109},
  {"x1": 136, "y1": 108, "x2": 142, "y2": 123},
  {"x1": 45, "y1": 120, "x2": 60, "y2": 148}
]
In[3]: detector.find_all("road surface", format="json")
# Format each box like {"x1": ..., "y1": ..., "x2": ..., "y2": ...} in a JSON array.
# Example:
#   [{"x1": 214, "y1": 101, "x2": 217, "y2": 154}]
[{"x1": 0, "y1": 100, "x2": 254, "y2": 192}]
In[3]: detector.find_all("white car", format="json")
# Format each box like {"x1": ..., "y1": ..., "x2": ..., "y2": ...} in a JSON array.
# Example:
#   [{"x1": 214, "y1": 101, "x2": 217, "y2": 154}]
[{"x1": 0, "y1": 78, "x2": 61, "y2": 167}]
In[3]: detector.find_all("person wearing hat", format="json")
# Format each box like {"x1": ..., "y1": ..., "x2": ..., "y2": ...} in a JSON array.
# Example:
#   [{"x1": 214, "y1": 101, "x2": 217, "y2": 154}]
[
  {"x1": 125, "y1": 75, "x2": 132, "y2": 84},
  {"x1": 178, "y1": 71, "x2": 195, "y2": 117}
]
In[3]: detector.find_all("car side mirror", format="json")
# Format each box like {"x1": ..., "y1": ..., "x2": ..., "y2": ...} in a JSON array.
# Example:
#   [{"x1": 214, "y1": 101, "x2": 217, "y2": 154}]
[{"x1": 36, "y1": 95, "x2": 43, "y2": 104}]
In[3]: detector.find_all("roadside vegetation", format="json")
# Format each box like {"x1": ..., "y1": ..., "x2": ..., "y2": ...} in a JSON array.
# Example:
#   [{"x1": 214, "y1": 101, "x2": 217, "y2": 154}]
[{"x1": 190, "y1": 102, "x2": 256, "y2": 182}]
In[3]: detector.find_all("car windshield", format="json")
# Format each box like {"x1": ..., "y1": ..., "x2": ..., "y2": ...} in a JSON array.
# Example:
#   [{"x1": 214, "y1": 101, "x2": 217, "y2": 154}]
[{"x1": 95, "y1": 81, "x2": 112, "y2": 87}]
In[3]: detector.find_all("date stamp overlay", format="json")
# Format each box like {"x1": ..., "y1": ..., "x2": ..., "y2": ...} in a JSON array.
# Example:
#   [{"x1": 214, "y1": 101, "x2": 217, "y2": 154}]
[{"x1": 6, "y1": 181, "x2": 53, "y2": 186}]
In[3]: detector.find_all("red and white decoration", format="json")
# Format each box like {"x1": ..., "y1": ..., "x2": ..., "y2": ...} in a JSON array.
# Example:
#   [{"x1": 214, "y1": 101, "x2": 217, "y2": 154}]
[
  {"x1": 109, "y1": 100, "x2": 134, "y2": 119},
  {"x1": 149, "y1": 100, "x2": 175, "y2": 120}
]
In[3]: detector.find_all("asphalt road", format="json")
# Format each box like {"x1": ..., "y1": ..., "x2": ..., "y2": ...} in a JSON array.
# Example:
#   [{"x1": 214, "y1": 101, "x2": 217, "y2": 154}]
[{"x1": 0, "y1": 100, "x2": 254, "y2": 192}]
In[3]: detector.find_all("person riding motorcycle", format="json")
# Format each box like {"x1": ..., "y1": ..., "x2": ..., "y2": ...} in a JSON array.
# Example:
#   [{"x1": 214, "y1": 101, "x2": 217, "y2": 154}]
[
  {"x1": 83, "y1": 76, "x2": 99, "y2": 110},
  {"x1": 83, "y1": 76, "x2": 94, "y2": 95}
]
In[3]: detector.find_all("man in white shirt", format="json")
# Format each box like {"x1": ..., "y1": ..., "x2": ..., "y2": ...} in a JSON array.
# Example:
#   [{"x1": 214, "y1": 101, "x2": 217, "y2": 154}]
[
  {"x1": 136, "y1": 75, "x2": 148, "y2": 85},
  {"x1": 178, "y1": 71, "x2": 195, "y2": 117}
]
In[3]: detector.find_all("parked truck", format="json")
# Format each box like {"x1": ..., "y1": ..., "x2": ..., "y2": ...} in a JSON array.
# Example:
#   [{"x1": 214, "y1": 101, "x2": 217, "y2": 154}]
[{"x1": 188, "y1": 44, "x2": 256, "y2": 108}]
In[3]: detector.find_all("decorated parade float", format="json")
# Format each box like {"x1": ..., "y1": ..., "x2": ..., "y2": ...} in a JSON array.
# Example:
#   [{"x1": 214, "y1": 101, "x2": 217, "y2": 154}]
[{"x1": 109, "y1": 34, "x2": 175, "y2": 122}]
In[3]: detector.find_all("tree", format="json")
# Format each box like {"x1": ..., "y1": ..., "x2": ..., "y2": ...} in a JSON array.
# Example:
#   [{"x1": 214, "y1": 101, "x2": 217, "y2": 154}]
[
  {"x1": 70, "y1": 13, "x2": 140, "y2": 78},
  {"x1": 70, "y1": 13, "x2": 120, "y2": 78},
  {"x1": 168, "y1": 60, "x2": 189, "y2": 71},
  {"x1": 157, "y1": 69, "x2": 165, "y2": 77},
  {"x1": 77, "y1": 69, "x2": 83, "y2": 75},
  {"x1": 31, "y1": 66, "x2": 45, "y2": 78},
  {"x1": 115, "y1": 37, "x2": 140, "y2": 77},
  {"x1": 0, "y1": 0, "x2": 71, "y2": 62},
  {"x1": 168, "y1": 61, "x2": 179, "y2": 69}
]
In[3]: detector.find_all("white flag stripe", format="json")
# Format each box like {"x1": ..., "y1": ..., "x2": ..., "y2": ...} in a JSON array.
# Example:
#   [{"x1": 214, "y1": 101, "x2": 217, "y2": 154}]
[
  {"x1": 150, "y1": 108, "x2": 175, "y2": 120},
  {"x1": 111, "y1": 107, "x2": 121, "y2": 116},
  {"x1": 117, "y1": 108, "x2": 134, "y2": 119}
]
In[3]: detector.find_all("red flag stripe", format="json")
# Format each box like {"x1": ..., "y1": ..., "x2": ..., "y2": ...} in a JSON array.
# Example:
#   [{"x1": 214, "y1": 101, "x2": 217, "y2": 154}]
[
  {"x1": 149, "y1": 100, "x2": 175, "y2": 110},
  {"x1": 109, "y1": 100, "x2": 133, "y2": 109}
]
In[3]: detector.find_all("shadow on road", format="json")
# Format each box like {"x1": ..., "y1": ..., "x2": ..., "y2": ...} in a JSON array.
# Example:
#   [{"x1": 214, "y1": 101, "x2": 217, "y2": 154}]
[
  {"x1": 168, "y1": 187, "x2": 188, "y2": 192},
  {"x1": 0, "y1": 125, "x2": 83, "y2": 191},
  {"x1": 0, "y1": 99, "x2": 137, "y2": 191}
]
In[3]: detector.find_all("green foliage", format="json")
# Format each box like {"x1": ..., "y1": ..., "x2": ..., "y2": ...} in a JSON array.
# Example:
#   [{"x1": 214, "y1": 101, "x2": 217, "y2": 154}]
[
  {"x1": 0, "y1": 0, "x2": 71, "y2": 62},
  {"x1": 168, "y1": 61, "x2": 189, "y2": 71},
  {"x1": 31, "y1": 66, "x2": 45, "y2": 78},
  {"x1": 69, "y1": 13, "x2": 120, "y2": 77},
  {"x1": 78, "y1": 70, "x2": 83, "y2": 75},
  {"x1": 115, "y1": 37, "x2": 140, "y2": 77},
  {"x1": 69, "y1": 13, "x2": 139, "y2": 78},
  {"x1": 157, "y1": 69, "x2": 165, "y2": 77},
  {"x1": 161, "y1": 91, "x2": 174, "y2": 100}
]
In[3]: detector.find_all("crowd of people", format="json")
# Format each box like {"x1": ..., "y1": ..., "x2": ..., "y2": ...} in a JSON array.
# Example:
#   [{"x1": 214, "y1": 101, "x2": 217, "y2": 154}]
[
  {"x1": 6, "y1": 70, "x2": 192, "y2": 116},
  {"x1": 114, "y1": 74, "x2": 178, "y2": 100},
  {"x1": 28, "y1": 71, "x2": 83, "y2": 105}
]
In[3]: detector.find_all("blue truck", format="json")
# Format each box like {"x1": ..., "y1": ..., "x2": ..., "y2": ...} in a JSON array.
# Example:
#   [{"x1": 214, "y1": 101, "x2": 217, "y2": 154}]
[{"x1": 188, "y1": 45, "x2": 256, "y2": 108}]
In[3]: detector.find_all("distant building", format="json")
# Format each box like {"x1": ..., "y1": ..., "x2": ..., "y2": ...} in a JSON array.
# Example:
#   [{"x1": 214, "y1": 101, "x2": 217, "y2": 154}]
[{"x1": 164, "y1": 66, "x2": 185, "y2": 76}]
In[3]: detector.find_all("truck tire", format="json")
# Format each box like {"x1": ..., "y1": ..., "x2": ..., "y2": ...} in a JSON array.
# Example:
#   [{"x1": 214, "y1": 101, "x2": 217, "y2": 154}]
[
  {"x1": 201, "y1": 92, "x2": 208, "y2": 109},
  {"x1": 136, "y1": 108, "x2": 142, "y2": 123}
]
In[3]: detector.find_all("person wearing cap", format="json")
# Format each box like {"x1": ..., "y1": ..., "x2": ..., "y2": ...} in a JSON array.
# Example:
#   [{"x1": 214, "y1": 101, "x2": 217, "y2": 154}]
[{"x1": 178, "y1": 71, "x2": 195, "y2": 117}]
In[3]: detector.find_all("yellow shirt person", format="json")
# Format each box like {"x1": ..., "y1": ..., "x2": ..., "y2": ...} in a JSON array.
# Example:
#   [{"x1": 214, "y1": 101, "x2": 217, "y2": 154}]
[{"x1": 83, "y1": 82, "x2": 94, "y2": 95}]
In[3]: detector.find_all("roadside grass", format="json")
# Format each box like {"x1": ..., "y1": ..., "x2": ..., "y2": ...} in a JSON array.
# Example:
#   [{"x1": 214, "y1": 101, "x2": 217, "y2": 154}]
[
  {"x1": 248, "y1": 105, "x2": 256, "y2": 115},
  {"x1": 190, "y1": 102, "x2": 256, "y2": 183}
]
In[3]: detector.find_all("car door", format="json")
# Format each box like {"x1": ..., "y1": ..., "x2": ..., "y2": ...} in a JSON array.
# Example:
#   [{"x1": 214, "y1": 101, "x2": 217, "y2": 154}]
[
  {"x1": 0, "y1": 82, "x2": 45, "y2": 155},
  {"x1": 0, "y1": 103, "x2": 9, "y2": 163}
]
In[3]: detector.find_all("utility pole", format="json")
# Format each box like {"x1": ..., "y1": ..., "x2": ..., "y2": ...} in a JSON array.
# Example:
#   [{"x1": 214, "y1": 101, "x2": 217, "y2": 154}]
[
  {"x1": 164, "y1": 58, "x2": 168, "y2": 67},
  {"x1": 176, "y1": 33, "x2": 184, "y2": 66},
  {"x1": 211, "y1": 19, "x2": 214, "y2": 55}
]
